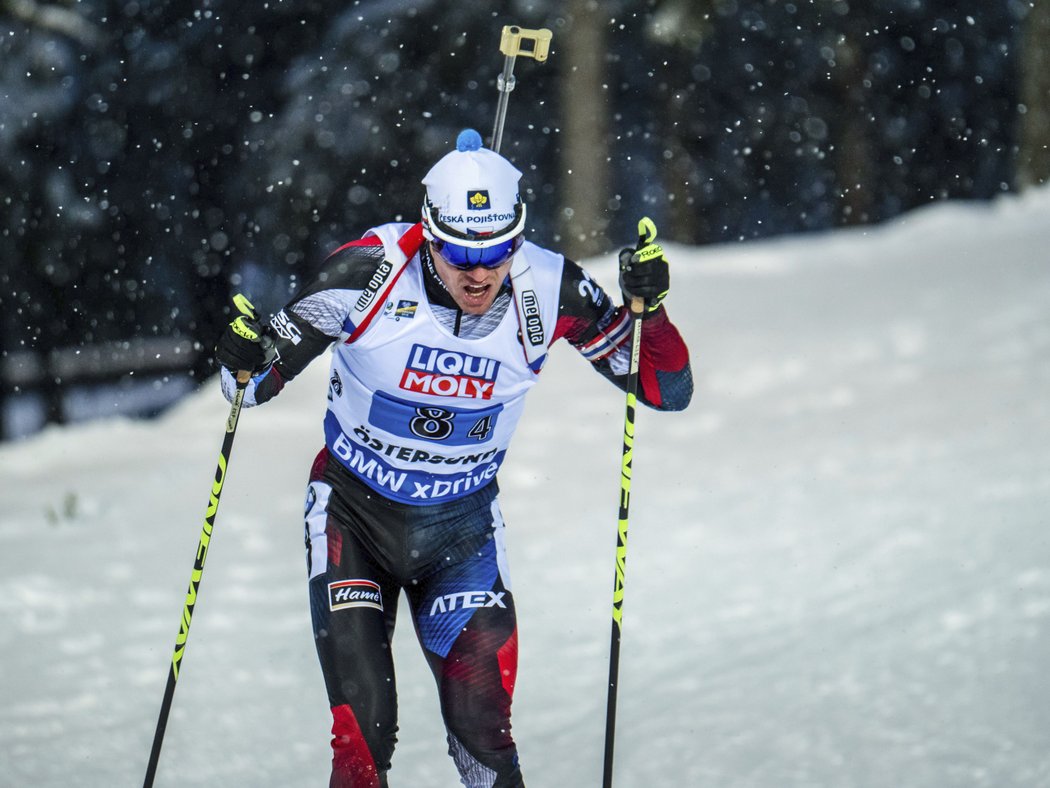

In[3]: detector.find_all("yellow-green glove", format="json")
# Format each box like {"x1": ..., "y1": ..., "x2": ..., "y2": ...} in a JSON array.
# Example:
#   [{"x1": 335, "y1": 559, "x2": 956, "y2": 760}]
[
  {"x1": 214, "y1": 294, "x2": 276, "y2": 374},
  {"x1": 618, "y1": 217, "x2": 669, "y2": 317}
]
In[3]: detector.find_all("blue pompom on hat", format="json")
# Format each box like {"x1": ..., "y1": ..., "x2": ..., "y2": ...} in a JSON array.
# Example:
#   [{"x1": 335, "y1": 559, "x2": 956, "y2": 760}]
[{"x1": 456, "y1": 128, "x2": 484, "y2": 152}]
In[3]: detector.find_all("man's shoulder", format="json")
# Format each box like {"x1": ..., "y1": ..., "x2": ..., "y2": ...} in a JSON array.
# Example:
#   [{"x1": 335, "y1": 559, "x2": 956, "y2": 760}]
[
  {"x1": 520, "y1": 239, "x2": 564, "y2": 269},
  {"x1": 316, "y1": 222, "x2": 423, "y2": 292},
  {"x1": 317, "y1": 236, "x2": 390, "y2": 291}
]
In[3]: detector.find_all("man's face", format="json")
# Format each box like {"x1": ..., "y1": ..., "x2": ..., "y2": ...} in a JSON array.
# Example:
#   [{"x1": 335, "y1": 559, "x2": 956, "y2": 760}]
[{"x1": 429, "y1": 242, "x2": 513, "y2": 315}]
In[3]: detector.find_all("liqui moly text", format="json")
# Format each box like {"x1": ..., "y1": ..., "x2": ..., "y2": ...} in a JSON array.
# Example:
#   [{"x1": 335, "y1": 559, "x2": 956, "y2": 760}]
[{"x1": 400, "y1": 344, "x2": 500, "y2": 399}]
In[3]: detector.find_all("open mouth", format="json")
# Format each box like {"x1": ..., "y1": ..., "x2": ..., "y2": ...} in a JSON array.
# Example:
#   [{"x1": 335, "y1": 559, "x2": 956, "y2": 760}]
[{"x1": 463, "y1": 283, "x2": 489, "y2": 298}]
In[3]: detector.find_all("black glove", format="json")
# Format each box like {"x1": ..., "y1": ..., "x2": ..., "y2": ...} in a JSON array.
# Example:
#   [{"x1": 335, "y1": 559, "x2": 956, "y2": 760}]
[
  {"x1": 214, "y1": 294, "x2": 276, "y2": 375},
  {"x1": 618, "y1": 217, "x2": 669, "y2": 318}
]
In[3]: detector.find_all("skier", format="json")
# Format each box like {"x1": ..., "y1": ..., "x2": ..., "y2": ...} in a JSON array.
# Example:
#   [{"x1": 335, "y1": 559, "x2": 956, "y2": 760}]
[{"x1": 214, "y1": 129, "x2": 692, "y2": 787}]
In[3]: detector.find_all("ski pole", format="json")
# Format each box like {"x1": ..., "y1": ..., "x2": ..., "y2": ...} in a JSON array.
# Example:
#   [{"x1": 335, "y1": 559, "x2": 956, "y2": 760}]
[
  {"x1": 490, "y1": 24, "x2": 552, "y2": 153},
  {"x1": 602, "y1": 217, "x2": 656, "y2": 788},
  {"x1": 142, "y1": 295, "x2": 258, "y2": 788}
]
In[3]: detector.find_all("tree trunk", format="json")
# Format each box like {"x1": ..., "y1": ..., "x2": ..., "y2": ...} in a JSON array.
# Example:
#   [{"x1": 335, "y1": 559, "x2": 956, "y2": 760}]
[
  {"x1": 559, "y1": 0, "x2": 611, "y2": 258},
  {"x1": 1018, "y1": 0, "x2": 1050, "y2": 187},
  {"x1": 828, "y1": 16, "x2": 876, "y2": 226}
]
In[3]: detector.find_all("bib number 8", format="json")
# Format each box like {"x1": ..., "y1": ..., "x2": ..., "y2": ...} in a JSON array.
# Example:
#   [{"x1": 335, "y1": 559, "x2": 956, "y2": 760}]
[{"x1": 410, "y1": 407, "x2": 455, "y2": 441}]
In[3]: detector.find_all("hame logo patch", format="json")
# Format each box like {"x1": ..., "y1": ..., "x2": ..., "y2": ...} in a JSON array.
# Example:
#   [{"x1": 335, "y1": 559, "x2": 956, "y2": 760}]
[
  {"x1": 400, "y1": 344, "x2": 500, "y2": 399},
  {"x1": 328, "y1": 579, "x2": 383, "y2": 612}
]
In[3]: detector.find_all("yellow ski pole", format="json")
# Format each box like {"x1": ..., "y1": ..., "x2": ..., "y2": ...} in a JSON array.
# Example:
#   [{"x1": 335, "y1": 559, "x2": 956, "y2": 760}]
[
  {"x1": 603, "y1": 218, "x2": 657, "y2": 788},
  {"x1": 143, "y1": 294, "x2": 259, "y2": 787}
]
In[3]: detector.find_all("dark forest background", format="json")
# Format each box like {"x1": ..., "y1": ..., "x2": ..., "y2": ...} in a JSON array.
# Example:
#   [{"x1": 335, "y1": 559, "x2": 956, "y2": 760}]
[{"x1": 2, "y1": 0, "x2": 1049, "y2": 439}]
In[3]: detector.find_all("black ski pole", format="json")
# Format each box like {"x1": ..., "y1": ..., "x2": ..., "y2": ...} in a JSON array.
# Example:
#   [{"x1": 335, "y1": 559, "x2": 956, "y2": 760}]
[
  {"x1": 143, "y1": 296, "x2": 258, "y2": 788},
  {"x1": 602, "y1": 217, "x2": 656, "y2": 788}
]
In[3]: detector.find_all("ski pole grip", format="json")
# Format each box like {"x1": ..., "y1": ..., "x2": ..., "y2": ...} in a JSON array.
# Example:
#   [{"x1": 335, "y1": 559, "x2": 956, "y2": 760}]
[
  {"x1": 499, "y1": 26, "x2": 552, "y2": 62},
  {"x1": 630, "y1": 216, "x2": 658, "y2": 317},
  {"x1": 636, "y1": 216, "x2": 657, "y2": 249},
  {"x1": 230, "y1": 293, "x2": 259, "y2": 386},
  {"x1": 232, "y1": 293, "x2": 257, "y2": 318}
]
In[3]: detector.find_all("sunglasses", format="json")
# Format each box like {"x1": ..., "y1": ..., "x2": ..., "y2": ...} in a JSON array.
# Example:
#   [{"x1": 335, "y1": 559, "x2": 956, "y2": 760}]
[{"x1": 431, "y1": 234, "x2": 523, "y2": 270}]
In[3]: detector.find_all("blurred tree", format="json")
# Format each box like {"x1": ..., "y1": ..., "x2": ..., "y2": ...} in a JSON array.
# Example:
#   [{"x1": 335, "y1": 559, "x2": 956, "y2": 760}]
[
  {"x1": 1, "y1": 0, "x2": 102, "y2": 45},
  {"x1": 640, "y1": 0, "x2": 843, "y2": 242},
  {"x1": 816, "y1": 2, "x2": 878, "y2": 226},
  {"x1": 1, "y1": 18, "x2": 104, "y2": 426},
  {"x1": 243, "y1": 1, "x2": 568, "y2": 266},
  {"x1": 642, "y1": 1, "x2": 709, "y2": 244},
  {"x1": 630, "y1": 0, "x2": 1019, "y2": 243},
  {"x1": 1018, "y1": 0, "x2": 1050, "y2": 186}
]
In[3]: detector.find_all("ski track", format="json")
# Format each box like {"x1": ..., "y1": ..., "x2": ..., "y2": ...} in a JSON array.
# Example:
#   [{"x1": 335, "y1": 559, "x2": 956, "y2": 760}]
[{"x1": 2, "y1": 191, "x2": 1049, "y2": 786}]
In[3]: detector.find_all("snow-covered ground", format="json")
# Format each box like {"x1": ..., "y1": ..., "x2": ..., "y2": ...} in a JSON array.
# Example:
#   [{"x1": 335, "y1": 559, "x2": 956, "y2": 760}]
[{"x1": 2, "y1": 190, "x2": 1049, "y2": 787}]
